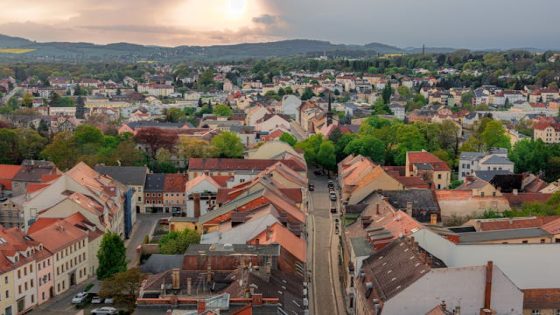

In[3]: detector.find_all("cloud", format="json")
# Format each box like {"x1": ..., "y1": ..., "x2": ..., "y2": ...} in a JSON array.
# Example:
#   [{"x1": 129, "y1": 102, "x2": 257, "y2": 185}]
[{"x1": 252, "y1": 14, "x2": 280, "y2": 25}]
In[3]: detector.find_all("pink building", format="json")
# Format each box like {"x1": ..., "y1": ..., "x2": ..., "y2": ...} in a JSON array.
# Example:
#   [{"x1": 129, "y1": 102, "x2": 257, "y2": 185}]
[{"x1": 35, "y1": 253, "x2": 54, "y2": 305}]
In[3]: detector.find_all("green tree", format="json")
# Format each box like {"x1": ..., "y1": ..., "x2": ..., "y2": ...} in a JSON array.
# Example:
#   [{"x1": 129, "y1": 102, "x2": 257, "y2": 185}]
[
  {"x1": 15, "y1": 129, "x2": 48, "y2": 161},
  {"x1": 481, "y1": 120, "x2": 510, "y2": 150},
  {"x1": 97, "y1": 232, "x2": 127, "y2": 280},
  {"x1": 0, "y1": 129, "x2": 18, "y2": 163},
  {"x1": 41, "y1": 131, "x2": 78, "y2": 170},
  {"x1": 382, "y1": 82, "x2": 392, "y2": 104},
  {"x1": 316, "y1": 140, "x2": 336, "y2": 171},
  {"x1": 343, "y1": 135, "x2": 386, "y2": 164},
  {"x1": 159, "y1": 229, "x2": 200, "y2": 255},
  {"x1": 279, "y1": 132, "x2": 297, "y2": 146},
  {"x1": 22, "y1": 93, "x2": 33, "y2": 108},
  {"x1": 213, "y1": 104, "x2": 233, "y2": 117},
  {"x1": 100, "y1": 268, "x2": 144, "y2": 312},
  {"x1": 295, "y1": 134, "x2": 323, "y2": 166},
  {"x1": 211, "y1": 131, "x2": 244, "y2": 158},
  {"x1": 301, "y1": 87, "x2": 314, "y2": 100}
]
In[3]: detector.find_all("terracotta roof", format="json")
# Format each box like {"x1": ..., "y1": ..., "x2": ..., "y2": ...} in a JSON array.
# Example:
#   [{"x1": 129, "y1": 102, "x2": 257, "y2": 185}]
[
  {"x1": 407, "y1": 151, "x2": 451, "y2": 172},
  {"x1": 541, "y1": 218, "x2": 560, "y2": 235},
  {"x1": 0, "y1": 165, "x2": 22, "y2": 190},
  {"x1": 188, "y1": 158, "x2": 306, "y2": 172},
  {"x1": 249, "y1": 222, "x2": 306, "y2": 262},
  {"x1": 163, "y1": 174, "x2": 188, "y2": 192},
  {"x1": 476, "y1": 216, "x2": 560, "y2": 232},
  {"x1": 523, "y1": 288, "x2": 560, "y2": 309},
  {"x1": 393, "y1": 176, "x2": 430, "y2": 189},
  {"x1": 29, "y1": 220, "x2": 87, "y2": 253}
]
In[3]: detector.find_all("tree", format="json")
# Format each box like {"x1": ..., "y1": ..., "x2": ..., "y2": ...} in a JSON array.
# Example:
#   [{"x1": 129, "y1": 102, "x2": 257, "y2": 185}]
[
  {"x1": 15, "y1": 129, "x2": 47, "y2": 161},
  {"x1": 382, "y1": 82, "x2": 392, "y2": 104},
  {"x1": 75, "y1": 96, "x2": 86, "y2": 119},
  {"x1": 107, "y1": 140, "x2": 145, "y2": 166},
  {"x1": 211, "y1": 131, "x2": 244, "y2": 158},
  {"x1": 41, "y1": 131, "x2": 78, "y2": 170},
  {"x1": 0, "y1": 129, "x2": 18, "y2": 163},
  {"x1": 135, "y1": 128, "x2": 178, "y2": 160},
  {"x1": 301, "y1": 87, "x2": 314, "y2": 100},
  {"x1": 279, "y1": 132, "x2": 297, "y2": 146},
  {"x1": 159, "y1": 229, "x2": 200, "y2": 255},
  {"x1": 295, "y1": 134, "x2": 323, "y2": 166},
  {"x1": 343, "y1": 135, "x2": 386, "y2": 164},
  {"x1": 213, "y1": 104, "x2": 233, "y2": 117},
  {"x1": 49, "y1": 93, "x2": 61, "y2": 107},
  {"x1": 481, "y1": 120, "x2": 510, "y2": 150},
  {"x1": 177, "y1": 137, "x2": 214, "y2": 161},
  {"x1": 22, "y1": 93, "x2": 33, "y2": 108},
  {"x1": 100, "y1": 268, "x2": 144, "y2": 311},
  {"x1": 316, "y1": 140, "x2": 336, "y2": 171},
  {"x1": 97, "y1": 232, "x2": 127, "y2": 280}
]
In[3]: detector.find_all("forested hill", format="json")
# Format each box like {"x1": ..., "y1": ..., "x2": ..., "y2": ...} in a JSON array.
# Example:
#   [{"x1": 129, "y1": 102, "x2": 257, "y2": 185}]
[{"x1": 0, "y1": 34, "x2": 457, "y2": 62}]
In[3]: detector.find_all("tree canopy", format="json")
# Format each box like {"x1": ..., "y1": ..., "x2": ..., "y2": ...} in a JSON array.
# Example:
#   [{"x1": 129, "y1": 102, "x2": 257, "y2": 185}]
[{"x1": 97, "y1": 232, "x2": 127, "y2": 280}]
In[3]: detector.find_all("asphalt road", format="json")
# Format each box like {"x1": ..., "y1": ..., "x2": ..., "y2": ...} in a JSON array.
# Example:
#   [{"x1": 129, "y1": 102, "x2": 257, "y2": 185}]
[
  {"x1": 126, "y1": 213, "x2": 167, "y2": 268},
  {"x1": 308, "y1": 172, "x2": 344, "y2": 315}
]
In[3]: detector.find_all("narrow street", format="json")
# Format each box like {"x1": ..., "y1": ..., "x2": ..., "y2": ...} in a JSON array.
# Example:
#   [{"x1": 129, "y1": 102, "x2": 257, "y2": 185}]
[
  {"x1": 125, "y1": 213, "x2": 167, "y2": 268},
  {"x1": 307, "y1": 172, "x2": 344, "y2": 315}
]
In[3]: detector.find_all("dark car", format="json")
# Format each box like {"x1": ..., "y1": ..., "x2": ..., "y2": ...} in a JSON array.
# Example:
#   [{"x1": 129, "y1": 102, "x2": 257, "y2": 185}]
[
  {"x1": 330, "y1": 206, "x2": 337, "y2": 213},
  {"x1": 308, "y1": 184, "x2": 315, "y2": 191},
  {"x1": 329, "y1": 193, "x2": 337, "y2": 201}
]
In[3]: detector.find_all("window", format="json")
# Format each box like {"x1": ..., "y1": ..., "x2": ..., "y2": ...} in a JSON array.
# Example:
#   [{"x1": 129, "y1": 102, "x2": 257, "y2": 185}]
[
  {"x1": 556, "y1": 309, "x2": 560, "y2": 315},
  {"x1": 437, "y1": 174, "x2": 442, "y2": 179},
  {"x1": 17, "y1": 270, "x2": 20, "y2": 279},
  {"x1": 541, "y1": 239, "x2": 546, "y2": 243},
  {"x1": 5, "y1": 290, "x2": 8, "y2": 298},
  {"x1": 531, "y1": 310, "x2": 540, "y2": 315},
  {"x1": 522, "y1": 240, "x2": 529, "y2": 244},
  {"x1": 4, "y1": 276, "x2": 7, "y2": 284}
]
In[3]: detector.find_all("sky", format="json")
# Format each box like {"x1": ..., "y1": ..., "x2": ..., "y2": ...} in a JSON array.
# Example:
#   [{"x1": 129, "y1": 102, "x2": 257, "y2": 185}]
[{"x1": 0, "y1": 0, "x2": 559, "y2": 49}]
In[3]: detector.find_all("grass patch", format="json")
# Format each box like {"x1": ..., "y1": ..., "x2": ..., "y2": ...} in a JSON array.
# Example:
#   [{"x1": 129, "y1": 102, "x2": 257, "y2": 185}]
[{"x1": 0, "y1": 48, "x2": 35, "y2": 54}]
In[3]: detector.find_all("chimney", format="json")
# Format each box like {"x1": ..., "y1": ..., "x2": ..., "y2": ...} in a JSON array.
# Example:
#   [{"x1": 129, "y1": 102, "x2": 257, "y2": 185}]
[
  {"x1": 265, "y1": 225, "x2": 273, "y2": 241},
  {"x1": 376, "y1": 203, "x2": 380, "y2": 215},
  {"x1": 406, "y1": 201, "x2": 413, "y2": 216},
  {"x1": 171, "y1": 268, "x2": 180, "y2": 290},
  {"x1": 441, "y1": 301, "x2": 447, "y2": 312},
  {"x1": 187, "y1": 277, "x2": 192, "y2": 295},
  {"x1": 430, "y1": 213, "x2": 438, "y2": 225},
  {"x1": 197, "y1": 300, "x2": 206, "y2": 313},
  {"x1": 480, "y1": 261, "x2": 493, "y2": 315}
]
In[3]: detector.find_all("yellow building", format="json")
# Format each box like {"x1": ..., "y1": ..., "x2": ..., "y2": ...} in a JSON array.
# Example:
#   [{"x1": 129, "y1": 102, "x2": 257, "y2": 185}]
[{"x1": 0, "y1": 269, "x2": 16, "y2": 315}]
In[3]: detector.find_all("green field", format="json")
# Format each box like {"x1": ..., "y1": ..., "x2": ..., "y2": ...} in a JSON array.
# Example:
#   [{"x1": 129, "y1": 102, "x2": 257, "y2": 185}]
[{"x1": 0, "y1": 48, "x2": 35, "y2": 54}]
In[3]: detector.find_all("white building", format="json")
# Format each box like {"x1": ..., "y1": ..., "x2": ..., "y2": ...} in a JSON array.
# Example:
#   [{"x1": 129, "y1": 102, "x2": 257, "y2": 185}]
[{"x1": 458, "y1": 148, "x2": 514, "y2": 181}]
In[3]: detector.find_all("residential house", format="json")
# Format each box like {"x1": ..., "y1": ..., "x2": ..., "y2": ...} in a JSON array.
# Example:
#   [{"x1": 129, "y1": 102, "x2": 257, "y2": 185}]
[
  {"x1": 533, "y1": 118, "x2": 560, "y2": 143},
  {"x1": 94, "y1": 165, "x2": 148, "y2": 215},
  {"x1": 0, "y1": 165, "x2": 21, "y2": 198},
  {"x1": 459, "y1": 148, "x2": 514, "y2": 181},
  {"x1": 406, "y1": 151, "x2": 451, "y2": 189},
  {"x1": 185, "y1": 174, "x2": 230, "y2": 218},
  {"x1": 144, "y1": 174, "x2": 165, "y2": 213},
  {"x1": 162, "y1": 174, "x2": 188, "y2": 214},
  {"x1": 281, "y1": 95, "x2": 302, "y2": 117},
  {"x1": 255, "y1": 114, "x2": 291, "y2": 133},
  {"x1": 11, "y1": 160, "x2": 60, "y2": 197}
]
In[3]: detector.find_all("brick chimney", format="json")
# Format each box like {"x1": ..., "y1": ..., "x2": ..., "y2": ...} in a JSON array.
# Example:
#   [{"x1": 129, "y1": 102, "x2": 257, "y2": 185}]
[
  {"x1": 187, "y1": 277, "x2": 192, "y2": 295},
  {"x1": 171, "y1": 268, "x2": 180, "y2": 290},
  {"x1": 480, "y1": 261, "x2": 495, "y2": 315},
  {"x1": 197, "y1": 300, "x2": 206, "y2": 313}
]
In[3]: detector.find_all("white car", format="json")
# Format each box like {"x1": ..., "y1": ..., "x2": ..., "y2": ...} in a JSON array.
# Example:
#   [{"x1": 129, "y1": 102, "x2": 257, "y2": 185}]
[
  {"x1": 104, "y1": 297, "x2": 114, "y2": 304},
  {"x1": 91, "y1": 307, "x2": 118, "y2": 315},
  {"x1": 91, "y1": 296, "x2": 103, "y2": 304},
  {"x1": 71, "y1": 292, "x2": 88, "y2": 304}
]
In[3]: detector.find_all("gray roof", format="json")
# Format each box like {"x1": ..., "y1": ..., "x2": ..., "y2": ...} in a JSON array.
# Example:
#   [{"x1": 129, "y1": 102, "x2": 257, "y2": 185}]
[
  {"x1": 126, "y1": 121, "x2": 185, "y2": 129},
  {"x1": 185, "y1": 244, "x2": 280, "y2": 257},
  {"x1": 460, "y1": 152, "x2": 485, "y2": 161},
  {"x1": 481, "y1": 155, "x2": 514, "y2": 165},
  {"x1": 380, "y1": 190, "x2": 439, "y2": 211},
  {"x1": 474, "y1": 170, "x2": 514, "y2": 182},
  {"x1": 350, "y1": 237, "x2": 374, "y2": 257},
  {"x1": 198, "y1": 189, "x2": 265, "y2": 224},
  {"x1": 145, "y1": 173, "x2": 166, "y2": 192},
  {"x1": 457, "y1": 228, "x2": 550, "y2": 244},
  {"x1": 94, "y1": 165, "x2": 148, "y2": 186},
  {"x1": 140, "y1": 254, "x2": 184, "y2": 274}
]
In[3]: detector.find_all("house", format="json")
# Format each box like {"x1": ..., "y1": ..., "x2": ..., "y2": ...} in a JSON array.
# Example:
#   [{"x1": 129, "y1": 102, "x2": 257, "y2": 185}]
[
  {"x1": 0, "y1": 227, "x2": 52, "y2": 314},
  {"x1": 144, "y1": 174, "x2": 165, "y2": 213},
  {"x1": 137, "y1": 84, "x2": 174, "y2": 97},
  {"x1": 29, "y1": 218, "x2": 93, "y2": 297},
  {"x1": 255, "y1": 114, "x2": 291, "y2": 133},
  {"x1": 435, "y1": 190, "x2": 510, "y2": 223},
  {"x1": 244, "y1": 105, "x2": 270, "y2": 127},
  {"x1": 0, "y1": 164, "x2": 22, "y2": 198},
  {"x1": 94, "y1": 165, "x2": 148, "y2": 215},
  {"x1": 246, "y1": 141, "x2": 302, "y2": 161},
  {"x1": 406, "y1": 151, "x2": 451, "y2": 189},
  {"x1": 353, "y1": 237, "x2": 523, "y2": 315},
  {"x1": 13, "y1": 162, "x2": 128, "y2": 235},
  {"x1": 459, "y1": 148, "x2": 514, "y2": 181},
  {"x1": 533, "y1": 118, "x2": 560, "y2": 143},
  {"x1": 11, "y1": 160, "x2": 60, "y2": 196},
  {"x1": 389, "y1": 103, "x2": 405, "y2": 120},
  {"x1": 187, "y1": 158, "x2": 306, "y2": 187},
  {"x1": 185, "y1": 174, "x2": 230, "y2": 218},
  {"x1": 162, "y1": 174, "x2": 188, "y2": 214}
]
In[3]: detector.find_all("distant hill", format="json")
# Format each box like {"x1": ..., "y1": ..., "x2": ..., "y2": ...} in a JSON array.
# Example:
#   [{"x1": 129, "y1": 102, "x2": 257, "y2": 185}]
[{"x1": 0, "y1": 34, "x2": 461, "y2": 62}]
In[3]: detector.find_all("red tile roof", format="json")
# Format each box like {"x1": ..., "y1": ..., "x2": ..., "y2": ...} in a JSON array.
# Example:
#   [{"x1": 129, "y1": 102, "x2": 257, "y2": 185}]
[
  {"x1": 523, "y1": 288, "x2": 560, "y2": 309},
  {"x1": 393, "y1": 176, "x2": 430, "y2": 189},
  {"x1": 407, "y1": 151, "x2": 451, "y2": 172},
  {"x1": 477, "y1": 216, "x2": 560, "y2": 231},
  {"x1": 188, "y1": 158, "x2": 306, "y2": 172},
  {"x1": 164, "y1": 174, "x2": 188, "y2": 192},
  {"x1": 503, "y1": 193, "x2": 553, "y2": 207},
  {"x1": 249, "y1": 222, "x2": 306, "y2": 262},
  {"x1": 0, "y1": 165, "x2": 22, "y2": 190},
  {"x1": 29, "y1": 220, "x2": 87, "y2": 253}
]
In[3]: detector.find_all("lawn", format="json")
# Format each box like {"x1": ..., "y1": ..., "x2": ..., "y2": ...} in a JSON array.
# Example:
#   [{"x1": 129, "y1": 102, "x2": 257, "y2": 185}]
[{"x1": 0, "y1": 48, "x2": 35, "y2": 54}]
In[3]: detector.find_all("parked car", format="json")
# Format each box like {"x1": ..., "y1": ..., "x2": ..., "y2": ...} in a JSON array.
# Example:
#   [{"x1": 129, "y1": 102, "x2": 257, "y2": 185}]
[
  {"x1": 91, "y1": 296, "x2": 103, "y2": 304},
  {"x1": 330, "y1": 206, "x2": 337, "y2": 213},
  {"x1": 72, "y1": 292, "x2": 88, "y2": 304},
  {"x1": 328, "y1": 180, "x2": 334, "y2": 188},
  {"x1": 308, "y1": 184, "x2": 315, "y2": 191},
  {"x1": 330, "y1": 194, "x2": 337, "y2": 201},
  {"x1": 104, "y1": 298, "x2": 114, "y2": 304},
  {"x1": 91, "y1": 307, "x2": 118, "y2": 315},
  {"x1": 313, "y1": 170, "x2": 322, "y2": 176}
]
